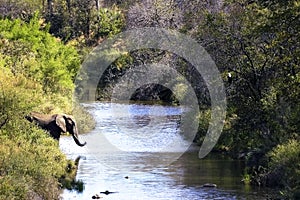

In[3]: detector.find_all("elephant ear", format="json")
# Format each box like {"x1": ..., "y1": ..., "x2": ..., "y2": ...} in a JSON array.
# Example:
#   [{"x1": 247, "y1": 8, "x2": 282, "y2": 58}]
[{"x1": 55, "y1": 114, "x2": 67, "y2": 133}]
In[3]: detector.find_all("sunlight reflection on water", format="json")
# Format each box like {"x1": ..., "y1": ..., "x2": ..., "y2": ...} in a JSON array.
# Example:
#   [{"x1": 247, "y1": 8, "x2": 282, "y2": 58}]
[{"x1": 60, "y1": 102, "x2": 276, "y2": 200}]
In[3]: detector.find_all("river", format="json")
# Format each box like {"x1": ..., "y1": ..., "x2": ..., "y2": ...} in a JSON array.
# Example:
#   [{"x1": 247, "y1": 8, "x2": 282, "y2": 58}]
[{"x1": 60, "y1": 102, "x2": 276, "y2": 200}]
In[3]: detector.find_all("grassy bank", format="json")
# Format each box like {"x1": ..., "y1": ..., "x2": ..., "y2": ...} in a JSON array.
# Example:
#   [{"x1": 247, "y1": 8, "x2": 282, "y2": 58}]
[{"x1": 0, "y1": 16, "x2": 93, "y2": 199}]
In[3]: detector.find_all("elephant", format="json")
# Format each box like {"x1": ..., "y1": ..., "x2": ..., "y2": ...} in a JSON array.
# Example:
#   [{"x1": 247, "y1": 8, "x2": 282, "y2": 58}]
[{"x1": 25, "y1": 112, "x2": 86, "y2": 147}]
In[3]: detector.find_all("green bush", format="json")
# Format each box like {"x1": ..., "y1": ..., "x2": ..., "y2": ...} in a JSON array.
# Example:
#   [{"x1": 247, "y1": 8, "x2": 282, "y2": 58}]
[
  {"x1": 0, "y1": 66, "x2": 71, "y2": 199},
  {"x1": 96, "y1": 6, "x2": 125, "y2": 38},
  {"x1": 0, "y1": 135, "x2": 67, "y2": 199},
  {"x1": 267, "y1": 139, "x2": 300, "y2": 198},
  {"x1": 0, "y1": 16, "x2": 88, "y2": 199},
  {"x1": 0, "y1": 14, "x2": 80, "y2": 97}
]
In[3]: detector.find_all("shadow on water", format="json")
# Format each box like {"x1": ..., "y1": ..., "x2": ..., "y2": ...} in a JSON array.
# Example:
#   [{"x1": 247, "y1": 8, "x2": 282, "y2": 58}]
[{"x1": 60, "y1": 102, "x2": 277, "y2": 200}]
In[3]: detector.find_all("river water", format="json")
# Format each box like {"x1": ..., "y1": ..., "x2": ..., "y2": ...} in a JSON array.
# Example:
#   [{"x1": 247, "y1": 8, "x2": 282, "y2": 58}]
[{"x1": 60, "y1": 102, "x2": 276, "y2": 200}]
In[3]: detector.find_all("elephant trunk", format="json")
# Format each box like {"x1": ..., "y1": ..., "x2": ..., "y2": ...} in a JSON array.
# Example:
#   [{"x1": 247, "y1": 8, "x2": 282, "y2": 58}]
[
  {"x1": 72, "y1": 134, "x2": 87, "y2": 147},
  {"x1": 72, "y1": 124, "x2": 87, "y2": 147}
]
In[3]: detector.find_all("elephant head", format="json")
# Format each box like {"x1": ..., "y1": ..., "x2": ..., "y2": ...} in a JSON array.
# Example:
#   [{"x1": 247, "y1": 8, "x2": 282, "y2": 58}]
[
  {"x1": 26, "y1": 112, "x2": 87, "y2": 147},
  {"x1": 55, "y1": 114, "x2": 87, "y2": 147}
]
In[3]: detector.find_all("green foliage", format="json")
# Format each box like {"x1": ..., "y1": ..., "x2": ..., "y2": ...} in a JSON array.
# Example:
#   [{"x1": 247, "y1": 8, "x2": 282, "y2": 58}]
[
  {"x1": 43, "y1": 0, "x2": 125, "y2": 43},
  {"x1": 0, "y1": 68, "x2": 69, "y2": 199},
  {"x1": 0, "y1": 135, "x2": 67, "y2": 199},
  {"x1": 0, "y1": 16, "x2": 88, "y2": 199},
  {"x1": 0, "y1": 14, "x2": 80, "y2": 96},
  {"x1": 267, "y1": 139, "x2": 300, "y2": 198},
  {"x1": 242, "y1": 173, "x2": 251, "y2": 185},
  {"x1": 0, "y1": 68, "x2": 43, "y2": 123},
  {"x1": 96, "y1": 6, "x2": 125, "y2": 38},
  {"x1": 193, "y1": 110, "x2": 210, "y2": 143},
  {"x1": 193, "y1": 0, "x2": 300, "y2": 152},
  {"x1": 192, "y1": 2, "x2": 299, "y2": 196},
  {"x1": 0, "y1": 0, "x2": 299, "y2": 197}
]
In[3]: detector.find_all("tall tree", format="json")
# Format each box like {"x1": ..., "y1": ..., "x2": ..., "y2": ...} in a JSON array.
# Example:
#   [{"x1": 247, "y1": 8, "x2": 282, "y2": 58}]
[{"x1": 193, "y1": 0, "x2": 299, "y2": 152}]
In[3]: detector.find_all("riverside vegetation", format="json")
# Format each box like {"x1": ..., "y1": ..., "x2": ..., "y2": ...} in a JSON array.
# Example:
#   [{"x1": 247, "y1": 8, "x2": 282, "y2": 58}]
[
  {"x1": 0, "y1": 0, "x2": 299, "y2": 199},
  {"x1": 0, "y1": 14, "x2": 93, "y2": 199}
]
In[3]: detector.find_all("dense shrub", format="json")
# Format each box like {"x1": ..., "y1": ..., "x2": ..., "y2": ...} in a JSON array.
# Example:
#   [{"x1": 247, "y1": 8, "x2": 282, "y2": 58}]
[
  {"x1": 0, "y1": 16, "x2": 88, "y2": 199},
  {"x1": 97, "y1": 6, "x2": 125, "y2": 38},
  {"x1": 266, "y1": 139, "x2": 300, "y2": 198},
  {"x1": 0, "y1": 135, "x2": 67, "y2": 199},
  {"x1": 0, "y1": 14, "x2": 80, "y2": 97},
  {"x1": 0, "y1": 67, "x2": 69, "y2": 199}
]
